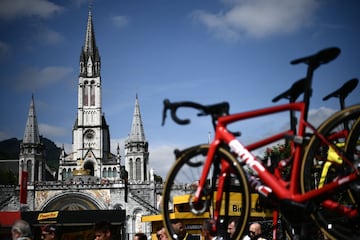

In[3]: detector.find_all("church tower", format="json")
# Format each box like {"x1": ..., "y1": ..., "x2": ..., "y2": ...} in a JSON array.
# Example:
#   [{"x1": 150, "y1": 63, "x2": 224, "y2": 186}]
[
  {"x1": 58, "y1": 8, "x2": 119, "y2": 181},
  {"x1": 5, "y1": 5, "x2": 157, "y2": 238},
  {"x1": 19, "y1": 95, "x2": 45, "y2": 183},
  {"x1": 125, "y1": 95, "x2": 149, "y2": 182}
]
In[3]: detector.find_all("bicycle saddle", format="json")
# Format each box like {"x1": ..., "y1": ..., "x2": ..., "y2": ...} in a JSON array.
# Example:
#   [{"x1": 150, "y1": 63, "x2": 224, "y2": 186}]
[
  {"x1": 272, "y1": 78, "x2": 306, "y2": 103},
  {"x1": 323, "y1": 78, "x2": 359, "y2": 101},
  {"x1": 290, "y1": 47, "x2": 341, "y2": 67}
]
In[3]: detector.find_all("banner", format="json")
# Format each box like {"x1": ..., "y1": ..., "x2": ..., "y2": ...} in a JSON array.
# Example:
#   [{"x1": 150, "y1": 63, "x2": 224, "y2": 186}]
[{"x1": 20, "y1": 171, "x2": 28, "y2": 204}]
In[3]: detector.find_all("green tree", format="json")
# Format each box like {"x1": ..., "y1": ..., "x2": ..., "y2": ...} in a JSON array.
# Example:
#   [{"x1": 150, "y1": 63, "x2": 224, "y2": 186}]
[
  {"x1": 263, "y1": 143, "x2": 291, "y2": 178},
  {"x1": 0, "y1": 169, "x2": 18, "y2": 185}
]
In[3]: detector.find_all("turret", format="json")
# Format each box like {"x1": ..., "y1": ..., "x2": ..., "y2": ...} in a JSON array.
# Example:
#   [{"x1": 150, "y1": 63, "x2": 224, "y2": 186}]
[
  {"x1": 19, "y1": 95, "x2": 45, "y2": 184},
  {"x1": 124, "y1": 95, "x2": 150, "y2": 182}
]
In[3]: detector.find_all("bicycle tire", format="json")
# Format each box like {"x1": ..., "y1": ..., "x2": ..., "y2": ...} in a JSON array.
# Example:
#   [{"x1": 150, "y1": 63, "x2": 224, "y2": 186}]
[
  {"x1": 300, "y1": 104, "x2": 360, "y2": 240},
  {"x1": 345, "y1": 116, "x2": 360, "y2": 218},
  {"x1": 345, "y1": 117, "x2": 360, "y2": 167},
  {"x1": 161, "y1": 144, "x2": 250, "y2": 240}
]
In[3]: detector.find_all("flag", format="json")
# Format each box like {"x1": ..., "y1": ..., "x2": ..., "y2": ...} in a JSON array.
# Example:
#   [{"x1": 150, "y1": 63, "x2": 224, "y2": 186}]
[{"x1": 20, "y1": 171, "x2": 28, "y2": 204}]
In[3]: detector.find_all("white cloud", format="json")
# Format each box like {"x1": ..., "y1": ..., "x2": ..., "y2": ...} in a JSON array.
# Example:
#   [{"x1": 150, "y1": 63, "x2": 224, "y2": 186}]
[
  {"x1": 15, "y1": 66, "x2": 73, "y2": 91},
  {"x1": 0, "y1": 0, "x2": 63, "y2": 20},
  {"x1": 308, "y1": 107, "x2": 336, "y2": 128},
  {"x1": 149, "y1": 144, "x2": 186, "y2": 179},
  {"x1": 38, "y1": 28, "x2": 65, "y2": 45},
  {"x1": 192, "y1": 0, "x2": 319, "y2": 41},
  {"x1": 39, "y1": 123, "x2": 67, "y2": 138},
  {"x1": 112, "y1": 15, "x2": 129, "y2": 28},
  {"x1": 110, "y1": 137, "x2": 127, "y2": 157},
  {"x1": 58, "y1": 142, "x2": 72, "y2": 154}
]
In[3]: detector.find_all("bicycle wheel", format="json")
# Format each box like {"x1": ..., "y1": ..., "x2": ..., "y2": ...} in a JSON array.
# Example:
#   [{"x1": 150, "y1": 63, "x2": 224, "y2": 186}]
[
  {"x1": 300, "y1": 104, "x2": 360, "y2": 240},
  {"x1": 345, "y1": 116, "x2": 360, "y2": 218},
  {"x1": 162, "y1": 144, "x2": 250, "y2": 240},
  {"x1": 345, "y1": 117, "x2": 360, "y2": 170}
]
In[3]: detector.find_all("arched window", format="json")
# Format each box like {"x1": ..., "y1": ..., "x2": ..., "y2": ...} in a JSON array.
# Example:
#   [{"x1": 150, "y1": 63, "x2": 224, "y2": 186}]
[
  {"x1": 90, "y1": 80, "x2": 95, "y2": 106},
  {"x1": 129, "y1": 159, "x2": 133, "y2": 179},
  {"x1": 112, "y1": 167, "x2": 117, "y2": 177},
  {"x1": 84, "y1": 161, "x2": 94, "y2": 176},
  {"x1": 62, "y1": 169, "x2": 67, "y2": 180},
  {"x1": 83, "y1": 81, "x2": 88, "y2": 106},
  {"x1": 136, "y1": 158, "x2": 141, "y2": 181},
  {"x1": 26, "y1": 160, "x2": 32, "y2": 182},
  {"x1": 108, "y1": 167, "x2": 112, "y2": 178}
]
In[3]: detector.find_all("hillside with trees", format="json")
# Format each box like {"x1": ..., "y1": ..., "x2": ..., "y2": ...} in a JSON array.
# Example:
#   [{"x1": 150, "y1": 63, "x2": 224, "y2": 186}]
[{"x1": 0, "y1": 137, "x2": 61, "y2": 184}]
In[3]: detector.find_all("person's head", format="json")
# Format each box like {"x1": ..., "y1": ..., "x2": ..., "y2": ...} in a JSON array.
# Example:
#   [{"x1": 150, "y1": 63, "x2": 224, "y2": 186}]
[
  {"x1": 156, "y1": 226, "x2": 169, "y2": 240},
  {"x1": 94, "y1": 221, "x2": 112, "y2": 240},
  {"x1": 248, "y1": 222, "x2": 262, "y2": 240},
  {"x1": 227, "y1": 218, "x2": 238, "y2": 239},
  {"x1": 170, "y1": 219, "x2": 187, "y2": 240},
  {"x1": 202, "y1": 219, "x2": 217, "y2": 240},
  {"x1": 12, "y1": 220, "x2": 32, "y2": 240},
  {"x1": 41, "y1": 224, "x2": 58, "y2": 240},
  {"x1": 133, "y1": 232, "x2": 147, "y2": 240}
]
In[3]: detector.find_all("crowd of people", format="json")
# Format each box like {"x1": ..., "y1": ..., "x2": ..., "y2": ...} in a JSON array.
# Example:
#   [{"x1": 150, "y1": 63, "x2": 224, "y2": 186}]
[
  {"x1": 154, "y1": 218, "x2": 267, "y2": 240},
  {"x1": 227, "y1": 218, "x2": 267, "y2": 240},
  {"x1": 241, "y1": 222, "x2": 266, "y2": 240},
  {"x1": 9, "y1": 218, "x2": 267, "y2": 240},
  {"x1": 10, "y1": 220, "x2": 62, "y2": 240}
]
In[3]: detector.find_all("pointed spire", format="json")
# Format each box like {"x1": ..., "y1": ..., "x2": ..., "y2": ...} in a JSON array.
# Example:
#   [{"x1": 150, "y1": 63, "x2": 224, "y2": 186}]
[
  {"x1": 23, "y1": 95, "x2": 40, "y2": 144},
  {"x1": 116, "y1": 144, "x2": 121, "y2": 164},
  {"x1": 129, "y1": 94, "x2": 146, "y2": 142},
  {"x1": 80, "y1": 3, "x2": 100, "y2": 77},
  {"x1": 84, "y1": 7, "x2": 96, "y2": 56}
]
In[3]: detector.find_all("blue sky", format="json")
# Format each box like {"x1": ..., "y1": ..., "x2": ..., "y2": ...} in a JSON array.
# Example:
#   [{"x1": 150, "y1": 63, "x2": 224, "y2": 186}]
[{"x1": 0, "y1": 0, "x2": 359, "y2": 178}]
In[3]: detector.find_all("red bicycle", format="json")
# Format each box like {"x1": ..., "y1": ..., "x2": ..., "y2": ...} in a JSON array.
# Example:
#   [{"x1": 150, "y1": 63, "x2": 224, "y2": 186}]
[{"x1": 161, "y1": 47, "x2": 360, "y2": 240}]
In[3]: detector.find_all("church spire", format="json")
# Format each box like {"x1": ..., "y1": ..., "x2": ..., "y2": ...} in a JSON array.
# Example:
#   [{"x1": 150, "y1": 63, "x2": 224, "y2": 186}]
[
  {"x1": 80, "y1": 5, "x2": 100, "y2": 77},
  {"x1": 84, "y1": 7, "x2": 96, "y2": 56},
  {"x1": 23, "y1": 95, "x2": 40, "y2": 144},
  {"x1": 125, "y1": 95, "x2": 149, "y2": 182},
  {"x1": 19, "y1": 95, "x2": 45, "y2": 184},
  {"x1": 129, "y1": 94, "x2": 146, "y2": 142}
]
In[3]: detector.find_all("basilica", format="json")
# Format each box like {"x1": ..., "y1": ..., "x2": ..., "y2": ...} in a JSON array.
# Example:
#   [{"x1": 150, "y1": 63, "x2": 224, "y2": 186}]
[{"x1": 3, "y1": 8, "x2": 161, "y2": 240}]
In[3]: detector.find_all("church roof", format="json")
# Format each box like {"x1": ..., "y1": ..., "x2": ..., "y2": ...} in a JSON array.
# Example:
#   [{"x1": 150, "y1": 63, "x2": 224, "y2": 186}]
[
  {"x1": 23, "y1": 95, "x2": 40, "y2": 144},
  {"x1": 128, "y1": 95, "x2": 146, "y2": 142}
]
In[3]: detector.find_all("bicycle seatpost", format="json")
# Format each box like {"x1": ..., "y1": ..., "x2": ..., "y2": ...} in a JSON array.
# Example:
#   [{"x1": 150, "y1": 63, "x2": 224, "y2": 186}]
[
  {"x1": 291, "y1": 47, "x2": 341, "y2": 121},
  {"x1": 323, "y1": 78, "x2": 358, "y2": 132},
  {"x1": 272, "y1": 78, "x2": 306, "y2": 134}
]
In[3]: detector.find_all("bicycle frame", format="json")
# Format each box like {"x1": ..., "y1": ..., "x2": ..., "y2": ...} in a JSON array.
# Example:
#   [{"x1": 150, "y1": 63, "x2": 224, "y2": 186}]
[
  {"x1": 194, "y1": 101, "x2": 359, "y2": 224},
  {"x1": 161, "y1": 47, "x2": 360, "y2": 240}
]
